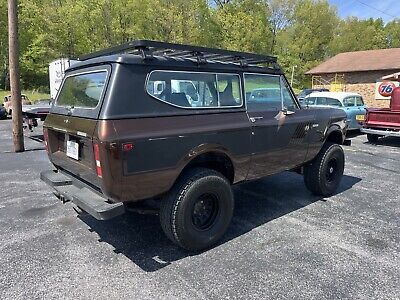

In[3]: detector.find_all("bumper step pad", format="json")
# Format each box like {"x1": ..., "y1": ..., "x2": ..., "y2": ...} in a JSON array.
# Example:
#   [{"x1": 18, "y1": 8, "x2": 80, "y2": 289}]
[{"x1": 40, "y1": 170, "x2": 124, "y2": 220}]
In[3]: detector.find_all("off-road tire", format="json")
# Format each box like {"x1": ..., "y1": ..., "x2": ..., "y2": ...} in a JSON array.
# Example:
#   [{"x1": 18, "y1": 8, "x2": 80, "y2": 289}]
[
  {"x1": 159, "y1": 168, "x2": 234, "y2": 251},
  {"x1": 304, "y1": 143, "x2": 345, "y2": 196},
  {"x1": 367, "y1": 133, "x2": 379, "y2": 143}
]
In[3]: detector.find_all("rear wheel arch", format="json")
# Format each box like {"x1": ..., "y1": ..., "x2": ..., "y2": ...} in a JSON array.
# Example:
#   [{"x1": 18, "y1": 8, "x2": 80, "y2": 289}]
[{"x1": 181, "y1": 151, "x2": 235, "y2": 184}]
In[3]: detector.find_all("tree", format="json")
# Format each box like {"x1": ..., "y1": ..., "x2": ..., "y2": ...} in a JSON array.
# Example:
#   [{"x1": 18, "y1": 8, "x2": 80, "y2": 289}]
[
  {"x1": 277, "y1": 0, "x2": 338, "y2": 87},
  {"x1": 0, "y1": 0, "x2": 8, "y2": 89},
  {"x1": 329, "y1": 17, "x2": 386, "y2": 55},
  {"x1": 266, "y1": 0, "x2": 296, "y2": 54},
  {"x1": 213, "y1": 0, "x2": 272, "y2": 53},
  {"x1": 385, "y1": 19, "x2": 400, "y2": 48}
]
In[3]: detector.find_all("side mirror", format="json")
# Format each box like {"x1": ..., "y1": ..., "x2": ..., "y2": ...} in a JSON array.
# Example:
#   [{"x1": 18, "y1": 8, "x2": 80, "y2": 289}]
[{"x1": 282, "y1": 107, "x2": 295, "y2": 116}]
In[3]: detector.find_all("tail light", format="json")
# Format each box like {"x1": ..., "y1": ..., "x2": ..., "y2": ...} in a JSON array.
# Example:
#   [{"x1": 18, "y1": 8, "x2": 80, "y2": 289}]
[
  {"x1": 43, "y1": 128, "x2": 49, "y2": 152},
  {"x1": 93, "y1": 143, "x2": 103, "y2": 178}
]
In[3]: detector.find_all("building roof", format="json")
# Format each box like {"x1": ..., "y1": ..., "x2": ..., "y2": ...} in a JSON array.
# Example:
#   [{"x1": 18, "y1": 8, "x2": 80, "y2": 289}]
[{"x1": 306, "y1": 48, "x2": 400, "y2": 75}]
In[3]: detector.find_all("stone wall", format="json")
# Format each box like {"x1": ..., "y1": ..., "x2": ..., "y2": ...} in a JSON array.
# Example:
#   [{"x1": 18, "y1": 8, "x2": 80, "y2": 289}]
[{"x1": 312, "y1": 69, "x2": 400, "y2": 108}]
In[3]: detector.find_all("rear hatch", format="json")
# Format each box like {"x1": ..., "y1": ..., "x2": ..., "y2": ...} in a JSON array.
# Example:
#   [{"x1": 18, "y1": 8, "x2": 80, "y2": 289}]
[
  {"x1": 44, "y1": 65, "x2": 111, "y2": 189},
  {"x1": 366, "y1": 109, "x2": 400, "y2": 130}
]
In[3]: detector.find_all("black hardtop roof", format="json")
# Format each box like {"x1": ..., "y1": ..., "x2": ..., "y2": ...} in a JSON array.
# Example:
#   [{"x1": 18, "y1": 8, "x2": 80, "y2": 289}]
[{"x1": 69, "y1": 40, "x2": 281, "y2": 73}]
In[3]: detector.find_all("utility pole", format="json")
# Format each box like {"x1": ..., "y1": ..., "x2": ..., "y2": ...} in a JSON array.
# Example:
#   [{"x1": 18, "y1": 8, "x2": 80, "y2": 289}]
[{"x1": 8, "y1": 0, "x2": 24, "y2": 152}]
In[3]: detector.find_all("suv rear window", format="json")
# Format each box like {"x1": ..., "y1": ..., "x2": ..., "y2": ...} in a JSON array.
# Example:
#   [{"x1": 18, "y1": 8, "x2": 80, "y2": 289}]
[{"x1": 57, "y1": 71, "x2": 107, "y2": 108}]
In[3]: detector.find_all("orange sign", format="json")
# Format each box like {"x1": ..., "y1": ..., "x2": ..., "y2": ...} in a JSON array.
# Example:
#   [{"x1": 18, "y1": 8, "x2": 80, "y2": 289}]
[{"x1": 378, "y1": 82, "x2": 396, "y2": 97}]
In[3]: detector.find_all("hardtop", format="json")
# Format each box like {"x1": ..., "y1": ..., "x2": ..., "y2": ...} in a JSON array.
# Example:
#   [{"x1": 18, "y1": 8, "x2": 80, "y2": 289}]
[{"x1": 52, "y1": 40, "x2": 295, "y2": 120}]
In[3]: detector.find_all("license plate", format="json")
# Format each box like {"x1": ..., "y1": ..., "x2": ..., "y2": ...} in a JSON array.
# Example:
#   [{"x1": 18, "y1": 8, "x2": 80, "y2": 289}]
[
  {"x1": 356, "y1": 114, "x2": 365, "y2": 121},
  {"x1": 66, "y1": 140, "x2": 79, "y2": 160}
]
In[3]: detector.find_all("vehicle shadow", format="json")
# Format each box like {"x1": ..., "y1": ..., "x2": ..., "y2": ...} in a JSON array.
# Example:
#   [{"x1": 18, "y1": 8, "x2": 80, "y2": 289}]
[
  {"x1": 364, "y1": 136, "x2": 400, "y2": 148},
  {"x1": 346, "y1": 129, "x2": 364, "y2": 139},
  {"x1": 27, "y1": 134, "x2": 44, "y2": 143},
  {"x1": 79, "y1": 172, "x2": 361, "y2": 272}
]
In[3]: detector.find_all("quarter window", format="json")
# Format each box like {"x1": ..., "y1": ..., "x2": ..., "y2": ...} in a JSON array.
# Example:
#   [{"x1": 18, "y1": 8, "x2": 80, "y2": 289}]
[{"x1": 146, "y1": 71, "x2": 242, "y2": 108}]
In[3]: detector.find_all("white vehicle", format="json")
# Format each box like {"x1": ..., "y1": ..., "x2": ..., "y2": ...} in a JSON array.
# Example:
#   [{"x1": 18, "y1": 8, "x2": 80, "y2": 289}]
[
  {"x1": 49, "y1": 59, "x2": 78, "y2": 99},
  {"x1": 305, "y1": 92, "x2": 367, "y2": 130}
]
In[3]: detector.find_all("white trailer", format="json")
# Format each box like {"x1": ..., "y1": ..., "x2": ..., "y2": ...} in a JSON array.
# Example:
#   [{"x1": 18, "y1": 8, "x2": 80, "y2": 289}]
[{"x1": 49, "y1": 58, "x2": 78, "y2": 99}]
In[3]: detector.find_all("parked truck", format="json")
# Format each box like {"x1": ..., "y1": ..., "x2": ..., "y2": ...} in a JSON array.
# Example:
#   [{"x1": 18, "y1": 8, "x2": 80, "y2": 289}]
[{"x1": 361, "y1": 73, "x2": 400, "y2": 142}]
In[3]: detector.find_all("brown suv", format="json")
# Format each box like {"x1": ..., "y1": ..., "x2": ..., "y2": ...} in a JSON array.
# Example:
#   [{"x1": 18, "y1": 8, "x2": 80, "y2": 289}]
[{"x1": 41, "y1": 40, "x2": 347, "y2": 251}]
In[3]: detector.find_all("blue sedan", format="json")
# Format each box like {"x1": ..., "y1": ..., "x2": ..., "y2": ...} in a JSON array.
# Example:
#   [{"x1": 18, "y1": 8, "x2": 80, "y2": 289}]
[{"x1": 305, "y1": 92, "x2": 367, "y2": 130}]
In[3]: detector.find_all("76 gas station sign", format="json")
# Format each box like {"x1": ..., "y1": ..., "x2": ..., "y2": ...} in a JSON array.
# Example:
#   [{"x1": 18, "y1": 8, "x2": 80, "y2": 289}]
[{"x1": 375, "y1": 81, "x2": 399, "y2": 100}]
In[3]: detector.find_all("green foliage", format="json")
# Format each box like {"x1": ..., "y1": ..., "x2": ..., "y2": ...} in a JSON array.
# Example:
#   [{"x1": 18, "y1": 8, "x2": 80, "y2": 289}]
[
  {"x1": 276, "y1": 0, "x2": 339, "y2": 87},
  {"x1": 385, "y1": 20, "x2": 400, "y2": 48},
  {"x1": 0, "y1": 0, "x2": 399, "y2": 91},
  {"x1": 329, "y1": 17, "x2": 386, "y2": 54}
]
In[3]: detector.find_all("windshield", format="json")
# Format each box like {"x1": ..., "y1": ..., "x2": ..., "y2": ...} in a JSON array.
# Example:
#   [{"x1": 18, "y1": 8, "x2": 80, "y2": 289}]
[{"x1": 56, "y1": 71, "x2": 107, "y2": 108}]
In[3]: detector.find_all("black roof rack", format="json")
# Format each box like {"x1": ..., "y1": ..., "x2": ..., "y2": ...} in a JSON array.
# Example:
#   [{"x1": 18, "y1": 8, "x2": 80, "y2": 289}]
[{"x1": 78, "y1": 40, "x2": 278, "y2": 68}]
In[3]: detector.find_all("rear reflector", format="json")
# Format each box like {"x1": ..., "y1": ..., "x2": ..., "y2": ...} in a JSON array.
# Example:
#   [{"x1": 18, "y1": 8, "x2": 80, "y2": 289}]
[
  {"x1": 43, "y1": 128, "x2": 49, "y2": 152},
  {"x1": 122, "y1": 143, "x2": 134, "y2": 152},
  {"x1": 93, "y1": 143, "x2": 103, "y2": 178}
]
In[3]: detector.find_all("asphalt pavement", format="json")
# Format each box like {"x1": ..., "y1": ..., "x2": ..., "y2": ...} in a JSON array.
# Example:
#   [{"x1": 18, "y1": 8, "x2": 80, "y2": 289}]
[{"x1": 0, "y1": 119, "x2": 399, "y2": 299}]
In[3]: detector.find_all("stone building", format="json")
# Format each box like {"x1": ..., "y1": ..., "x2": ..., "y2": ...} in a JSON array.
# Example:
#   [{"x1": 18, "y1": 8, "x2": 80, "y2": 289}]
[{"x1": 306, "y1": 48, "x2": 400, "y2": 108}]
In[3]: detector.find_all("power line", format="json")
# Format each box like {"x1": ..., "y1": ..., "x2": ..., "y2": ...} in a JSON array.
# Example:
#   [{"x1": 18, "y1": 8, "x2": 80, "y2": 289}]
[{"x1": 354, "y1": 0, "x2": 397, "y2": 19}]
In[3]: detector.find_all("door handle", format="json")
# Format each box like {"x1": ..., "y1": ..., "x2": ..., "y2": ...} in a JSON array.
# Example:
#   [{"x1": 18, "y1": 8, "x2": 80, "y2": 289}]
[{"x1": 249, "y1": 116, "x2": 263, "y2": 123}]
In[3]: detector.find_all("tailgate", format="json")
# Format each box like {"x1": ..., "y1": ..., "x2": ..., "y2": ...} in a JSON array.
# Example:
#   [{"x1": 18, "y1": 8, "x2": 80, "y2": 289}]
[
  {"x1": 367, "y1": 110, "x2": 400, "y2": 129},
  {"x1": 44, "y1": 113, "x2": 100, "y2": 189},
  {"x1": 43, "y1": 65, "x2": 111, "y2": 189}
]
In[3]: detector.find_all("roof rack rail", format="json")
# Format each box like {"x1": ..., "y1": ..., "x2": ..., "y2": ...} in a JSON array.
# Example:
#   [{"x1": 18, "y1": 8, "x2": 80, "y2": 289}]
[{"x1": 78, "y1": 40, "x2": 278, "y2": 68}]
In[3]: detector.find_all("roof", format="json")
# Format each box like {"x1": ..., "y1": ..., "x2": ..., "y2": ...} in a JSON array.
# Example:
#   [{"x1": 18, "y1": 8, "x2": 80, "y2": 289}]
[
  {"x1": 77, "y1": 39, "x2": 278, "y2": 68},
  {"x1": 307, "y1": 91, "x2": 361, "y2": 101},
  {"x1": 68, "y1": 54, "x2": 283, "y2": 75},
  {"x1": 306, "y1": 48, "x2": 400, "y2": 75}
]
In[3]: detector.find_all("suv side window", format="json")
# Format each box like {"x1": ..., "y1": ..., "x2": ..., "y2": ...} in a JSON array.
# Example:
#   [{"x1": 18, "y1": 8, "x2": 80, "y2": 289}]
[
  {"x1": 217, "y1": 74, "x2": 241, "y2": 107},
  {"x1": 146, "y1": 71, "x2": 242, "y2": 108},
  {"x1": 244, "y1": 74, "x2": 281, "y2": 111}
]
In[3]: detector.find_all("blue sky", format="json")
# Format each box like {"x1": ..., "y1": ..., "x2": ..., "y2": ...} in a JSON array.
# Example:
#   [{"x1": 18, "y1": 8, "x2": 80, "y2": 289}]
[{"x1": 329, "y1": 0, "x2": 400, "y2": 23}]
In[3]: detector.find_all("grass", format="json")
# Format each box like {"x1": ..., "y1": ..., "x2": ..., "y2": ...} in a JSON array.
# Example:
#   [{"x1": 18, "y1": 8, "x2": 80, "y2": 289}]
[{"x1": 0, "y1": 90, "x2": 50, "y2": 104}]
